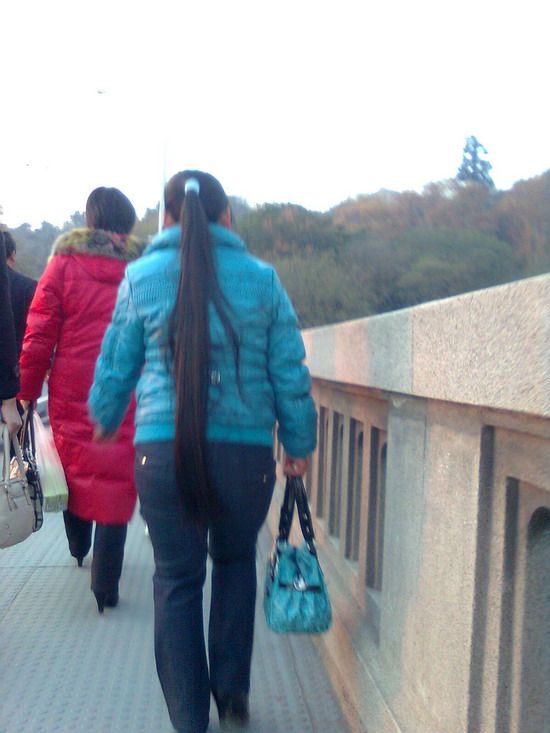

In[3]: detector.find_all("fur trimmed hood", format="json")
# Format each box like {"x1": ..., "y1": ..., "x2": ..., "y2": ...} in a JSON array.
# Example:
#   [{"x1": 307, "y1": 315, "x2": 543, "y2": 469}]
[{"x1": 51, "y1": 228, "x2": 144, "y2": 262}]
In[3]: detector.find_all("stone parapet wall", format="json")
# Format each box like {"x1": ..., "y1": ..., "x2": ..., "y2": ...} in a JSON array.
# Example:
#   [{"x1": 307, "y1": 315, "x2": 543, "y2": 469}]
[
  {"x1": 269, "y1": 274, "x2": 550, "y2": 733},
  {"x1": 302, "y1": 274, "x2": 550, "y2": 418}
]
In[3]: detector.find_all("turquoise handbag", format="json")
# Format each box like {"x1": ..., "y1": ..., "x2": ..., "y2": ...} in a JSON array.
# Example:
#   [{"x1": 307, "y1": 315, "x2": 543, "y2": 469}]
[{"x1": 264, "y1": 476, "x2": 332, "y2": 633}]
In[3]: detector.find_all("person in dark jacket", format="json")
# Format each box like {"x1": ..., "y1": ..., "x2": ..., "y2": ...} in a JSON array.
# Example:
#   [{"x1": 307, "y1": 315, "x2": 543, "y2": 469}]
[
  {"x1": 89, "y1": 170, "x2": 317, "y2": 733},
  {"x1": 0, "y1": 236, "x2": 22, "y2": 435},
  {"x1": 2, "y1": 230, "x2": 37, "y2": 355},
  {"x1": 19, "y1": 188, "x2": 142, "y2": 613}
]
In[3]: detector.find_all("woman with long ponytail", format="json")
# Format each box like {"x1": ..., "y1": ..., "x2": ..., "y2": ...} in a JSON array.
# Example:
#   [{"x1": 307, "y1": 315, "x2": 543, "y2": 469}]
[
  {"x1": 169, "y1": 173, "x2": 240, "y2": 522},
  {"x1": 90, "y1": 170, "x2": 317, "y2": 733}
]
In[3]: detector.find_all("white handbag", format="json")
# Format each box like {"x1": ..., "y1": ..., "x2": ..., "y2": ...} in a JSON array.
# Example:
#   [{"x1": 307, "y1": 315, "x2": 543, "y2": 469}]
[{"x1": 0, "y1": 424, "x2": 35, "y2": 549}]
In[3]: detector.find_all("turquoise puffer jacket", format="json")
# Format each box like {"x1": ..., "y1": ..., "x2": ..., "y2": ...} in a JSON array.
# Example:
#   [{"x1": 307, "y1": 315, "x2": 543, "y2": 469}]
[{"x1": 89, "y1": 224, "x2": 317, "y2": 458}]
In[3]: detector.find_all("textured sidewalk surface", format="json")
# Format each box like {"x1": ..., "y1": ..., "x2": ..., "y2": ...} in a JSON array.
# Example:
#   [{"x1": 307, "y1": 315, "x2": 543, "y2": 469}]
[{"x1": 0, "y1": 509, "x2": 349, "y2": 733}]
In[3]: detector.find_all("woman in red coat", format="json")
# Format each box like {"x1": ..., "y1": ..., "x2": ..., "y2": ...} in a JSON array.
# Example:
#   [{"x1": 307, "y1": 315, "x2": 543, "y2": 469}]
[{"x1": 19, "y1": 187, "x2": 143, "y2": 613}]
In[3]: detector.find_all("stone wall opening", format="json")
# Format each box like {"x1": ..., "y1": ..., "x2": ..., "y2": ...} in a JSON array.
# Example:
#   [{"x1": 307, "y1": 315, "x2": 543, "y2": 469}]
[
  {"x1": 366, "y1": 429, "x2": 387, "y2": 592},
  {"x1": 345, "y1": 420, "x2": 364, "y2": 562},
  {"x1": 328, "y1": 412, "x2": 344, "y2": 539}
]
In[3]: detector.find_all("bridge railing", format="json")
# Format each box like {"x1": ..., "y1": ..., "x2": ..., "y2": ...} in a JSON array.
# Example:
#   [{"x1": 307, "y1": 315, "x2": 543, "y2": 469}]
[{"x1": 268, "y1": 273, "x2": 550, "y2": 733}]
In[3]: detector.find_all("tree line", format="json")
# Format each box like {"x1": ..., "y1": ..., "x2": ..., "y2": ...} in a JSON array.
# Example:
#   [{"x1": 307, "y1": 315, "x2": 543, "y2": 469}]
[{"x1": 2, "y1": 169, "x2": 549, "y2": 328}]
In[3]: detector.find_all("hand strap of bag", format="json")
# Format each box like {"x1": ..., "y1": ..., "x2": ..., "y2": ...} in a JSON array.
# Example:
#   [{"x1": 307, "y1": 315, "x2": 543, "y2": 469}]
[
  {"x1": 19, "y1": 403, "x2": 37, "y2": 458},
  {"x1": 294, "y1": 476, "x2": 316, "y2": 552},
  {"x1": 277, "y1": 477, "x2": 296, "y2": 542},
  {"x1": 277, "y1": 475, "x2": 317, "y2": 555}
]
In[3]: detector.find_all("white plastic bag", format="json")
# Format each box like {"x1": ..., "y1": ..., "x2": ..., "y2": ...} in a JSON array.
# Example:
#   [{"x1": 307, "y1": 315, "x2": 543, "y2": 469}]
[{"x1": 33, "y1": 413, "x2": 68, "y2": 512}]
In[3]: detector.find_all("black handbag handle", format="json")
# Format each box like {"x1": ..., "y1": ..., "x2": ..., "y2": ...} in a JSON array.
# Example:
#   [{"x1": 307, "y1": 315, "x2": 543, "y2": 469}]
[
  {"x1": 277, "y1": 477, "x2": 294, "y2": 541},
  {"x1": 17, "y1": 403, "x2": 44, "y2": 532},
  {"x1": 277, "y1": 476, "x2": 317, "y2": 555},
  {"x1": 19, "y1": 402, "x2": 36, "y2": 457}
]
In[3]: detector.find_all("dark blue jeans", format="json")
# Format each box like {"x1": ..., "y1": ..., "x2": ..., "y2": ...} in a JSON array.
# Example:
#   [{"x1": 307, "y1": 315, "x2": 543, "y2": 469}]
[{"x1": 135, "y1": 441, "x2": 276, "y2": 733}]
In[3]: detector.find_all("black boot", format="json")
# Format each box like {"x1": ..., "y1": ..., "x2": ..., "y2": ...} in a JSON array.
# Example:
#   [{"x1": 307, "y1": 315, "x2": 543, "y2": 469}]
[
  {"x1": 63, "y1": 511, "x2": 92, "y2": 565},
  {"x1": 215, "y1": 693, "x2": 249, "y2": 728},
  {"x1": 91, "y1": 522, "x2": 127, "y2": 615},
  {"x1": 93, "y1": 591, "x2": 119, "y2": 614}
]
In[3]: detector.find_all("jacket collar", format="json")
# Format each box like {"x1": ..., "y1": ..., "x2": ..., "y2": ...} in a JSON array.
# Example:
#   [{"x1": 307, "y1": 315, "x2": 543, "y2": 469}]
[
  {"x1": 51, "y1": 228, "x2": 144, "y2": 262},
  {"x1": 210, "y1": 223, "x2": 247, "y2": 251},
  {"x1": 145, "y1": 223, "x2": 246, "y2": 256}
]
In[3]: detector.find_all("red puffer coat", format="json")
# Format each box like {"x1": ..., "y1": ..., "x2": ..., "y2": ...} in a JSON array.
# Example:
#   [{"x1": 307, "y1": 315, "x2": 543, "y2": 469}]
[{"x1": 19, "y1": 229, "x2": 144, "y2": 524}]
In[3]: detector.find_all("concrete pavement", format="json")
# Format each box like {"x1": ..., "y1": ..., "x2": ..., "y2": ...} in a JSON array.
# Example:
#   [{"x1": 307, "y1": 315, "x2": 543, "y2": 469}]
[{"x1": 0, "y1": 508, "x2": 349, "y2": 733}]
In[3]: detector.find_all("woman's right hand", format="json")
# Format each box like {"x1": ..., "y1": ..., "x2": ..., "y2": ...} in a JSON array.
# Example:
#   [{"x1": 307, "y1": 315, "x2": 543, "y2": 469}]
[
  {"x1": 1, "y1": 397, "x2": 22, "y2": 435},
  {"x1": 283, "y1": 456, "x2": 308, "y2": 477}
]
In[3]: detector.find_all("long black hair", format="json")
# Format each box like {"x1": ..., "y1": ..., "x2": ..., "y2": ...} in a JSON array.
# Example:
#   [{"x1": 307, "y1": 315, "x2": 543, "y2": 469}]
[{"x1": 166, "y1": 170, "x2": 239, "y2": 522}]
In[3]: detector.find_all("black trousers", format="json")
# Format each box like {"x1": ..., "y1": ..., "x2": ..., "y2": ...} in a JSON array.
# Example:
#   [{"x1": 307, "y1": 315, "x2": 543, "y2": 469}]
[
  {"x1": 63, "y1": 510, "x2": 127, "y2": 596},
  {"x1": 135, "y1": 440, "x2": 276, "y2": 733}
]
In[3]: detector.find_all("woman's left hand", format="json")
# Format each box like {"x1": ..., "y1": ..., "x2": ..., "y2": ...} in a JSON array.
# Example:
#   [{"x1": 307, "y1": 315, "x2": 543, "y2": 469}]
[
  {"x1": 1, "y1": 398, "x2": 23, "y2": 435},
  {"x1": 283, "y1": 456, "x2": 308, "y2": 477},
  {"x1": 92, "y1": 425, "x2": 118, "y2": 443}
]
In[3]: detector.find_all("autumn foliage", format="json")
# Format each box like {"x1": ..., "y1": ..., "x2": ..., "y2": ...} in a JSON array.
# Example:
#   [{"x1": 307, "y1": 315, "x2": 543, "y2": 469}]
[{"x1": 3, "y1": 171, "x2": 549, "y2": 328}]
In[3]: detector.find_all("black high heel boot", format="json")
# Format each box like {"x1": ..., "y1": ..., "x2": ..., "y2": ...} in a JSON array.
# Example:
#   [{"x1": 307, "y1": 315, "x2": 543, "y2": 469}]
[
  {"x1": 95, "y1": 593, "x2": 105, "y2": 614},
  {"x1": 93, "y1": 591, "x2": 119, "y2": 614},
  {"x1": 214, "y1": 692, "x2": 250, "y2": 728},
  {"x1": 76, "y1": 556, "x2": 84, "y2": 567}
]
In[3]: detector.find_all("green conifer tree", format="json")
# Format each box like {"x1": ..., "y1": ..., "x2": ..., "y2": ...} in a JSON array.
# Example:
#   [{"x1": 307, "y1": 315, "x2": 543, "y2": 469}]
[{"x1": 457, "y1": 135, "x2": 495, "y2": 188}]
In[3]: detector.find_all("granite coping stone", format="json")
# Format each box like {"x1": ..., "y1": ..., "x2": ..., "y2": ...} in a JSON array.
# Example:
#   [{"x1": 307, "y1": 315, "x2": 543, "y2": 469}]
[{"x1": 303, "y1": 274, "x2": 549, "y2": 418}]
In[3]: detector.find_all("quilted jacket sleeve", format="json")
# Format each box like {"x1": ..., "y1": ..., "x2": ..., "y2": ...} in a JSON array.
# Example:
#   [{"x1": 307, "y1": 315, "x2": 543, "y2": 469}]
[
  {"x1": 267, "y1": 270, "x2": 317, "y2": 458},
  {"x1": 88, "y1": 273, "x2": 145, "y2": 433},
  {"x1": 18, "y1": 257, "x2": 64, "y2": 400},
  {"x1": 0, "y1": 239, "x2": 19, "y2": 399}
]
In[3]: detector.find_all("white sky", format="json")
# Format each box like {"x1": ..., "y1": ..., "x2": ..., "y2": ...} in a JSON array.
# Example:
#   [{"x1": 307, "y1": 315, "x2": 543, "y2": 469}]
[{"x1": 1, "y1": 0, "x2": 548, "y2": 228}]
